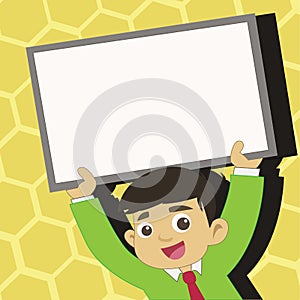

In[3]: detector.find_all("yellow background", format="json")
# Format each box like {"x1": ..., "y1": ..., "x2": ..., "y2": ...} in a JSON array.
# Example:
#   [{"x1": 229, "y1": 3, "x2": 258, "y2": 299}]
[{"x1": 0, "y1": 0, "x2": 299, "y2": 299}]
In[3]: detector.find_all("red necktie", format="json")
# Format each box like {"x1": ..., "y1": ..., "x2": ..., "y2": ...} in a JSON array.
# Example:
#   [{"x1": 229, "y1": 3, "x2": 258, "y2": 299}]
[{"x1": 182, "y1": 271, "x2": 205, "y2": 300}]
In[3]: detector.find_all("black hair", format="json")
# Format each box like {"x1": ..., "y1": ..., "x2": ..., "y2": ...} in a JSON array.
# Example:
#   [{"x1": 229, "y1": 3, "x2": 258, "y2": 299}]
[{"x1": 119, "y1": 166, "x2": 229, "y2": 225}]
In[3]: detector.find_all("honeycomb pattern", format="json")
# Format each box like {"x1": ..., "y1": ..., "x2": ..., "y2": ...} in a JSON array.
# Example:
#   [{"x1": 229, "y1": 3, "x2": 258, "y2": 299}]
[{"x1": 0, "y1": 1, "x2": 299, "y2": 299}]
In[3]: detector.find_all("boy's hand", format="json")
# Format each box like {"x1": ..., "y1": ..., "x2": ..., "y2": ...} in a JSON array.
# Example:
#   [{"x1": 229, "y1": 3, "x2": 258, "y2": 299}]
[
  {"x1": 66, "y1": 167, "x2": 96, "y2": 199},
  {"x1": 231, "y1": 141, "x2": 262, "y2": 169}
]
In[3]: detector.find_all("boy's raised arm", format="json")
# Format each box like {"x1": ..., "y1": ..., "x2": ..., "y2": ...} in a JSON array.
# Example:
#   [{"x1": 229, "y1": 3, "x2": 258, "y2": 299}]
[
  {"x1": 207, "y1": 141, "x2": 264, "y2": 273},
  {"x1": 67, "y1": 169, "x2": 160, "y2": 290},
  {"x1": 216, "y1": 172, "x2": 264, "y2": 273}
]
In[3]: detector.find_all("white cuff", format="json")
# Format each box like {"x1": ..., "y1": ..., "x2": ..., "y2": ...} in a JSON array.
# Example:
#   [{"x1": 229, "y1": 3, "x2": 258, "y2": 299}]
[
  {"x1": 71, "y1": 195, "x2": 94, "y2": 203},
  {"x1": 234, "y1": 168, "x2": 260, "y2": 176}
]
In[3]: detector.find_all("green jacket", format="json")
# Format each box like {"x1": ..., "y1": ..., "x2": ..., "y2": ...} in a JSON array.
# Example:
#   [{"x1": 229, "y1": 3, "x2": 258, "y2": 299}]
[{"x1": 71, "y1": 174, "x2": 264, "y2": 300}]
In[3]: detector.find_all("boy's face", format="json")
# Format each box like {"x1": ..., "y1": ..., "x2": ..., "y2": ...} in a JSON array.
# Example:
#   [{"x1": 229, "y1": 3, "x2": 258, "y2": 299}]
[{"x1": 124, "y1": 198, "x2": 228, "y2": 270}]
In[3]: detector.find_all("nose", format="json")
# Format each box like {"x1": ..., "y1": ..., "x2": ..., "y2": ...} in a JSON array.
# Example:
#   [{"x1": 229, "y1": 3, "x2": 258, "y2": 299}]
[{"x1": 158, "y1": 233, "x2": 173, "y2": 242}]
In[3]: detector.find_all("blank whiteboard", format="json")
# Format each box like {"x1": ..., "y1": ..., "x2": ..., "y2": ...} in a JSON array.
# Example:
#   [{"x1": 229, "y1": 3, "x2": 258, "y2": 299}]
[{"x1": 27, "y1": 14, "x2": 276, "y2": 192}]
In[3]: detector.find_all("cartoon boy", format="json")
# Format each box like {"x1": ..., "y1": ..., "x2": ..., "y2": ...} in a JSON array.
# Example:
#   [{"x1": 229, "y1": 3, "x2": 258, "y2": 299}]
[{"x1": 67, "y1": 141, "x2": 264, "y2": 300}]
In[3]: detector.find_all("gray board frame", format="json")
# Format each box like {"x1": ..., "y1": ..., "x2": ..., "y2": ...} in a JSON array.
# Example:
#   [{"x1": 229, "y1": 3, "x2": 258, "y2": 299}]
[{"x1": 27, "y1": 14, "x2": 277, "y2": 192}]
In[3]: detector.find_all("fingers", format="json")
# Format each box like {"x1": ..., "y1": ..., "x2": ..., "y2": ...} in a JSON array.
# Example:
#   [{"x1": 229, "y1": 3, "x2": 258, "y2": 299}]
[
  {"x1": 230, "y1": 140, "x2": 245, "y2": 167},
  {"x1": 231, "y1": 141, "x2": 263, "y2": 168},
  {"x1": 66, "y1": 167, "x2": 96, "y2": 199},
  {"x1": 77, "y1": 167, "x2": 95, "y2": 182},
  {"x1": 77, "y1": 167, "x2": 96, "y2": 196},
  {"x1": 231, "y1": 140, "x2": 244, "y2": 156}
]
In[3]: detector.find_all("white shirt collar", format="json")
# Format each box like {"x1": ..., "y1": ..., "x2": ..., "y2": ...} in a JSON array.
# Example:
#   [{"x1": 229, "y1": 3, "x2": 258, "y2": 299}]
[{"x1": 163, "y1": 259, "x2": 202, "y2": 281}]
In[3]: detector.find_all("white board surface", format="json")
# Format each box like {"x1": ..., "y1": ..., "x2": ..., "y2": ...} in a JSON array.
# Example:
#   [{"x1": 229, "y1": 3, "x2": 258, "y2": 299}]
[{"x1": 31, "y1": 18, "x2": 275, "y2": 187}]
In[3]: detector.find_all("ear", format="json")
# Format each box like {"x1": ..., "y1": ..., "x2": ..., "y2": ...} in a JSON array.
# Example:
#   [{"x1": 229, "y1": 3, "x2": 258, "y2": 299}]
[
  {"x1": 208, "y1": 218, "x2": 228, "y2": 245},
  {"x1": 124, "y1": 229, "x2": 135, "y2": 247}
]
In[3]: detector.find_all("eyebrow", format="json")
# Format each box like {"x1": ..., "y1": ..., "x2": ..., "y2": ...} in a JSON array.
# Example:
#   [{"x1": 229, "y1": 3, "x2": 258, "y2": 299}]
[
  {"x1": 169, "y1": 205, "x2": 193, "y2": 212},
  {"x1": 137, "y1": 211, "x2": 150, "y2": 221}
]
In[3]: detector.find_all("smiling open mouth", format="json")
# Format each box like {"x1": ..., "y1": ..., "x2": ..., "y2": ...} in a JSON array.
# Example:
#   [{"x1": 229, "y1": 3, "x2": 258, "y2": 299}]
[{"x1": 161, "y1": 241, "x2": 185, "y2": 260}]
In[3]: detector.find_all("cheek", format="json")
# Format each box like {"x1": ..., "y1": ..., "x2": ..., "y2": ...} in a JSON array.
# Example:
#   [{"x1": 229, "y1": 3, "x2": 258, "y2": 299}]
[
  {"x1": 134, "y1": 236, "x2": 163, "y2": 266},
  {"x1": 134, "y1": 236, "x2": 155, "y2": 256},
  {"x1": 185, "y1": 218, "x2": 211, "y2": 248}
]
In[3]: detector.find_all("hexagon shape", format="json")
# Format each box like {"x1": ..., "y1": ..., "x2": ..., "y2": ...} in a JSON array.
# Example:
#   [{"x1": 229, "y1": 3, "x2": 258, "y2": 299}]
[
  {"x1": 291, "y1": 0, "x2": 300, "y2": 12},
  {"x1": 281, "y1": 157, "x2": 300, "y2": 207},
  {"x1": 55, "y1": 260, "x2": 107, "y2": 299},
  {"x1": 1, "y1": 132, "x2": 45, "y2": 184},
  {"x1": 0, "y1": 97, "x2": 15, "y2": 140},
  {"x1": 101, "y1": 0, "x2": 145, "y2": 15},
  {"x1": 268, "y1": 208, "x2": 300, "y2": 261},
  {"x1": 241, "y1": 0, "x2": 292, "y2": 22},
  {"x1": 20, "y1": 222, "x2": 71, "y2": 273},
  {"x1": 1, "y1": 274, "x2": 51, "y2": 300},
  {"x1": 36, "y1": 179, "x2": 73, "y2": 222},
  {"x1": 133, "y1": 2, "x2": 182, "y2": 30},
  {"x1": 285, "y1": 68, "x2": 300, "y2": 115},
  {"x1": 35, "y1": 29, "x2": 78, "y2": 46},
  {"x1": 0, "y1": 41, "x2": 30, "y2": 93},
  {"x1": 0, "y1": 182, "x2": 35, "y2": 234},
  {"x1": 280, "y1": 15, "x2": 300, "y2": 64},
  {"x1": 72, "y1": 224, "x2": 95, "y2": 259},
  {"x1": 110, "y1": 272, "x2": 145, "y2": 300},
  {"x1": 81, "y1": 13, "x2": 129, "y2": 38},
  {"x1": 0, "y1": 0, "x2": 48, "y2": 42},
  {"x1": 252, "y1": 263, "x2": 299, "y2": 299},
  {"x1": 186, "y1": 0, "x2": 236, "y2": 22},
  {"x1": 15, "y1": 84, "x2": 38, "y2": 129},
  {"x1": 0, "y1": 240, "x2": 16, "y2": 285},
  {"x1": 47, "y1": 0, "x2": 98, "y2": 27}
]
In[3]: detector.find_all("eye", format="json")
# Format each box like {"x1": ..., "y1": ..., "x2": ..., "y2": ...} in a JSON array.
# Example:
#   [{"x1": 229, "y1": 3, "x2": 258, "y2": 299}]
[
  {"x1": 137, "y1": 222, "x2": 153, "y2": 238},
  {"x1": 172, "y1": 213, "x2": 191, "y2": 233}
]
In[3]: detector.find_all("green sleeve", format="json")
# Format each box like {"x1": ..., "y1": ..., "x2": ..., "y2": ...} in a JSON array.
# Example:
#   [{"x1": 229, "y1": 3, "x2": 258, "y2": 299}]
[
  {"x1": 70, "y1": 198, "x2": 160, "y2": 289},
  {"x1": 206, "y1": 174, "x2": 264, "y2": 273}
]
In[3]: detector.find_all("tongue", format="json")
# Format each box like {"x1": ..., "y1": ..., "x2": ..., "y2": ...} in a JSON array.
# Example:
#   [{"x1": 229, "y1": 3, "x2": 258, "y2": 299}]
[
  {"x1": 169, "y1": 244, "x2": 185, "y2": 259},
  {"x1": 162, "y1": 241, "x2": 185, "y2": 260}
]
